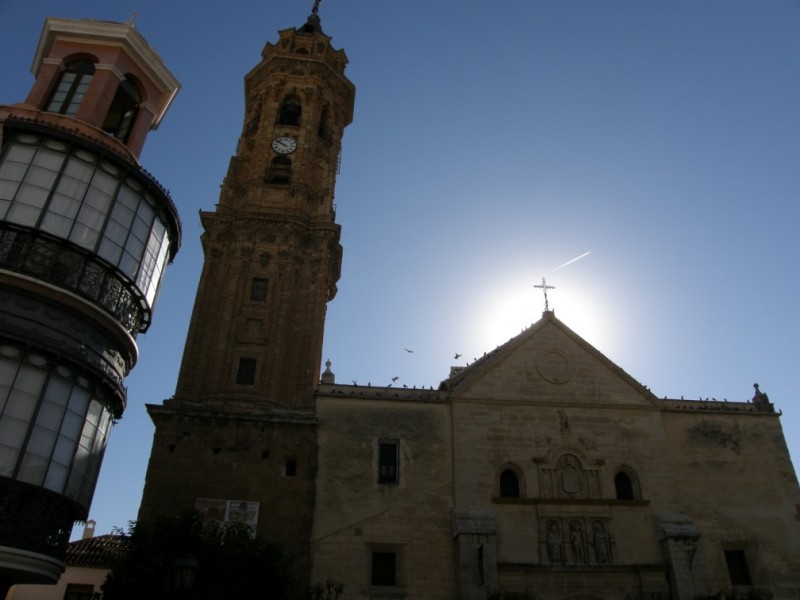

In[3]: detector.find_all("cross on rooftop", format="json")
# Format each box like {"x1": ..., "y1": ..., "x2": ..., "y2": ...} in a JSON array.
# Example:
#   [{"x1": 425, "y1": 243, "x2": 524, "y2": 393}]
[{"x1": 534, "y1": 277, "x2": 556, "y2": 312}]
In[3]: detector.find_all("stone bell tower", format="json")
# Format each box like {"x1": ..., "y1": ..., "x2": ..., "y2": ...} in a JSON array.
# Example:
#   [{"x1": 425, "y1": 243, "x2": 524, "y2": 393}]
[
  {"x1": 172, "y1": 5, "x2": 353, "y2": 410},
  {"x1": 139, "y1": 4, "x2": 354, "y2": 582}
]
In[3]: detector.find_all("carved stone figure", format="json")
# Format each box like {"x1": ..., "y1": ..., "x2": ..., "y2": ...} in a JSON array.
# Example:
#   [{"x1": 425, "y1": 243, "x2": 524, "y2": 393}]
[
  {"x1": 570, "y1": 520, "x2": 586, "y2": 564},
  {"x1": 592, "y1": 520, "x2": 610, "y2": 564},
  {"x1": 558, "y1": 409, "x2": 571, "y2": 434},
  {"x1": 560, "y1": 455, "x2": 581, "y2": 495},
  {"x1": 546, "y1": 520, "x2": 563, "y2": 563},
  {"x1": 753, "y1": 383, "x2": 769, "y2": 404}
]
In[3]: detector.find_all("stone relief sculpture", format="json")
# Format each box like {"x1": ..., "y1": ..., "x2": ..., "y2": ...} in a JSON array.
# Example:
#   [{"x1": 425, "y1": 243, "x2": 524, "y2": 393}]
[
  {"x1": 538, "y1": 453, "x2": 603, "y2": 499},
  {"x1": 592, "y1": 520, "x2": 610, "y2": 564},
  {"x1": 546, "y1": 520, "x2": 563, "y2": 563},
  {"x1": 570, "y1": 520, "x2": 586, "y2": 564},
  {"x1": 558, "y1": 409, "x2": 571, "y2": 434},
  {"x1": 540, "y1": 518, "x2": 613, "y2": 565},
  {"x1": 561, "y1": 454, "x2": 581, "y2": 494}
]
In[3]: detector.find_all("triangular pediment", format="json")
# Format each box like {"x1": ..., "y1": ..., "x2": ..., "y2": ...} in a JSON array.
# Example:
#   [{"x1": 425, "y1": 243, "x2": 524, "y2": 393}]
[{"x1": 440, "y1": 311, "x2": 658, "y2": 407}]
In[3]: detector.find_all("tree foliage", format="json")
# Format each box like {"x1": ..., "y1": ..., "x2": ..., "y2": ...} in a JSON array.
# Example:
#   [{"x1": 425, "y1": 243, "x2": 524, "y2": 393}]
[{"x1": 102, "y1": 511, "x2": 293, "y2": 600}]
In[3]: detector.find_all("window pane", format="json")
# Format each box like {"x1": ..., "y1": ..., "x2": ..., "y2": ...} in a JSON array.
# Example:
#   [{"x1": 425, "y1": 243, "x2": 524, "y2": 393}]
[
  {"x1": 378, "y1": 440, "x2": 399, "y2": 484},
  {"x1": 371, "y1": 552, "x2": 396, "y2": 586},
  {"x1": 17, "y1": 452, "x2": 48, "y2": 485},
  {"x1": 43, "y1": 461, "x2": 69, "y2": 492}
]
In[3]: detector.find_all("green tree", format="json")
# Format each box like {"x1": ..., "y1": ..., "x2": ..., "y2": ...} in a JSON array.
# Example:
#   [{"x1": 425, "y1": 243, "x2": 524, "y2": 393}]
[{"x1": 102, "y1": 511, "x2": 293, "y2": 600}]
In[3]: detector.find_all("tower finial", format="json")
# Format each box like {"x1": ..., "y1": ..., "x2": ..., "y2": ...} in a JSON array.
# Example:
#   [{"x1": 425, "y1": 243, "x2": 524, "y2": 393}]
[{"x1": 300, "y1": 0, "x2": 324, "y2": 34}]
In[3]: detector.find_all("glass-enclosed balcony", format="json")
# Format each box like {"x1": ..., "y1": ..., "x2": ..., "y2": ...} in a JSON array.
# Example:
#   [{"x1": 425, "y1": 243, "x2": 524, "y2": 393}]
[{"x1": 0, "y1": 121, "x2": 180, "y2": 333}]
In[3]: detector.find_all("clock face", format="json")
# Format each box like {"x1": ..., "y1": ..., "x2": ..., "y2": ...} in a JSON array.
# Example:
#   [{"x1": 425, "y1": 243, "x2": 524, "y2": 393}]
[{"x1": 272, "y1": 136, "x2": 297, "y2": 155}]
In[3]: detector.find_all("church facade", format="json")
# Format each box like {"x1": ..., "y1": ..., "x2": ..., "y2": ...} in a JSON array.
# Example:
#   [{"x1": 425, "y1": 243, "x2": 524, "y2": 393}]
[
  {"x1": 312, "y1": 312, "x2": 800, "y2": 599},
  {"x1": 138, "y1": 6, "x2": 800, "y2": 599}
]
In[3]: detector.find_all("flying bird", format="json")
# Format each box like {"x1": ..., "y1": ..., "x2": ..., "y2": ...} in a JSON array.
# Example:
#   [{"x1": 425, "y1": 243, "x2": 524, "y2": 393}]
[
  {"x1": 454, "y1": 353, "x2": 462, "y2": 359},
  {"x1": 391, "y1": 376, "x2": 399, "y2": 382},
  {"x1": 404, "y1": 348, "x2": 414, "y2": 353}
]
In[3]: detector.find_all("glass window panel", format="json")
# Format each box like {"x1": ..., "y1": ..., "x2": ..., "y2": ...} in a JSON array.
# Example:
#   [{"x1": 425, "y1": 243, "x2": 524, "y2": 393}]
[
  {"x1": 67, "y1": 386, "x2": 90, "y2": 415},
  {"x1": 75, "y1": 202, "x2": 107, "y2": 231},
  {"x1": 44, "y1": 377, "x2": 71, "y2": 407},
  {"x1": 14, "y1": 183, "x2": 49, "y2": 207},
  {"x1": 98, "y1": 238, "x2": 123, "y2": 265},
  {"x1": 103, "y1": 219, "x2": 130, "y2": 246},
  {"x1": 32, "y1": 149, "x2": 65, "y2": 171},
  {"x1": 15, "y1": 365, "x2": 46, "y2": 394},
  {"x1": 0, "y1": 161, "x2": 29, "y2": 183},
  {"x1": 89, "y1": 169, "x2": 118, "y2": 196},
  {"x1": 43, "y1": 461, "x2": 69, "y2": 493},
  {"x1": 62, "y1": 410, "x2": 84, "y2": 440},
  {"x1": 5, "y1": 390, "x2": 40, "y2": 422},
  {"x1": 40, "y1": 212, "x2": 72, "y2": 238},
  {"x1": 5, "y1": 144, "x2": 36, "y2": 163},
  {"x1": 130, "y1": 216, "x2": 150, "y2": 244},
  {"x1": 52, "y1": 435, "x2": 76, "y2": 465},
  {"x1": 63, "y1": 157, "x2": 94, "y2": 182},
  {"x1": 26, "y1": 427, "x2": 57, "y2": 456},
  {"x1": 83, "y1": 186, "x2": 113, "y2": 212},
  {"x1": 125, "y1": 231, "x2": 145, "y2": 257},
  {"x1": 35, "y1": 400, "x2": 66, "y2": 431},
  {"x1": 18, "y1": 452, "x2": 48, "y2": 485},
  {"x1": 0, "y1": 358, "x2": 19, "y2": 413},
  {"x1": 54, "y1": 179, "x2": 88, "y2": 205},
  {"x1": 136, "y1": 200, "x2": 155, "y2": 226},
  {"x1": 25, "y1": 165, "x2": 59, "y2": 189},
  {"x1": 0, "y1": 417, "x2": 27, "y2": 449},
  {"x1": 0, "y1": 446, "x2": 17, "y2": 476},
  {"x1": 0, "y1": 187, "x2": 17, "y2": 214},
  {"x1": 7, "y1": 194, "x2": 44, "y2": 226},
  {"x1": 119, "y1": 252, "x2": 138, "y2": 279},
  {"x1": 85, "y1": 399, "x2": 102, "y2": 427},
  {"x1": 68, "y1": 222, "x2": 99, "y2": 250},
  {"x1": 65, "y1": 470, "x2": 84, "y2": 501},
  {"x1": 116, "y1": 187, "x2": 138, "y2": 211},
  {"x1": 109, "y1": 203, "x2": 135, "y2": 230},
  {"x1": 45, "y1": 193, "x2": 80, "y2": 219}
]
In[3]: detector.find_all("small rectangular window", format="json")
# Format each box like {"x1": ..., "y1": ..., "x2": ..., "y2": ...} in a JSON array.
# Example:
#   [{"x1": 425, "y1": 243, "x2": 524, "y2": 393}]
[
  {"x1": 378, "y1": 439, "x2": 399, "y2": 484},
  {"x1": 478, "y1": 544, "x2": 485, "y2": 586},
  {"x1": 236, "y1": 358, "x2": 256, "y2": 385},
  {"x1": 371, "y1": 551, "x2": 396, "y2": 586},
  {"x1": 63, "y1": 583, "x2": 96, "y2": 600},
  {"x1": 251, "y1": 278, "x2": 268, "y2": 301},
  {"x1": 724, "y1": 549, "x2": 752, "y2": 586},
  {"x1": 285, "y1": 458, "x2": 297, "y2": 477}
]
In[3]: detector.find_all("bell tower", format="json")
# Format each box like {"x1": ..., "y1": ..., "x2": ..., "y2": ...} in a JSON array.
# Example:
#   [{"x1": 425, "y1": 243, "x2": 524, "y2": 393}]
[
  {"x1": 139, "y1": 5, "x2": 354, "y2": 583},
  {"x1": 175, "y1": 5, "x2": 353, "y2": 409}
]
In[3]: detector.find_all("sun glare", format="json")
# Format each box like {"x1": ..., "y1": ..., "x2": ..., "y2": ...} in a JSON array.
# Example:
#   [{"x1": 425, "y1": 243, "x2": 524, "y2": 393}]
[{"x1": 471, "y1": 278, "x2": 614, "y2": 359}]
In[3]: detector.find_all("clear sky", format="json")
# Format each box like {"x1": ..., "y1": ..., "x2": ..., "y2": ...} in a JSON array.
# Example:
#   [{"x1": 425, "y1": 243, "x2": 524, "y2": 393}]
[{"x1": 1, "y1": 1, "x2": 799, "y2": 537}]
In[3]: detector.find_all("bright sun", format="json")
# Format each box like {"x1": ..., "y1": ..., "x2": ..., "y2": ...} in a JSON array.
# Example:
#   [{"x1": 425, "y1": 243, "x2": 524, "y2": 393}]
[{"x1": 472, "y1": 277, "x2": 614, "y2": 359}]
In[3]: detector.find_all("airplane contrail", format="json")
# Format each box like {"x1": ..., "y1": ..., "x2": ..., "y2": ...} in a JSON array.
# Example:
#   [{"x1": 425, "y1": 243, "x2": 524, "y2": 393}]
[{"x1": 552, "y1": 251, "x2": 591, "y2": 273}]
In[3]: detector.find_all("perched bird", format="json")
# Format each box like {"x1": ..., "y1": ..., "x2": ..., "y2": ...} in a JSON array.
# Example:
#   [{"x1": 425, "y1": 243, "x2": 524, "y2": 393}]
[
  {"x1": 454, "y1": 353, "x2": 462, "y2": 359},
  {"x1": 352, "y1": 380, "x2": 357, "y2": 385}
]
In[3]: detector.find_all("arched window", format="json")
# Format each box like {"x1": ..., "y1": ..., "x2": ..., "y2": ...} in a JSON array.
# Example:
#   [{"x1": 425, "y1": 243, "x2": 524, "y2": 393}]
[
  {"x1": 614, "y1": 470, "x2": 637, "y2": 500},
  {"x1": 102, "y1": 76, "x2": 141, "y2": 142},
  {"x1": 266, "y1": 156, "x2": 292, "y2": 184},
  {"x1": 46, "y1": 60, "x2": 95, "y2": 115},
  {"x1": 499, "y1": 468, "x2": 521, "y2": 498},
  {"x1": 277, "y1": 97, "x2": 301, "y2": 126}
]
